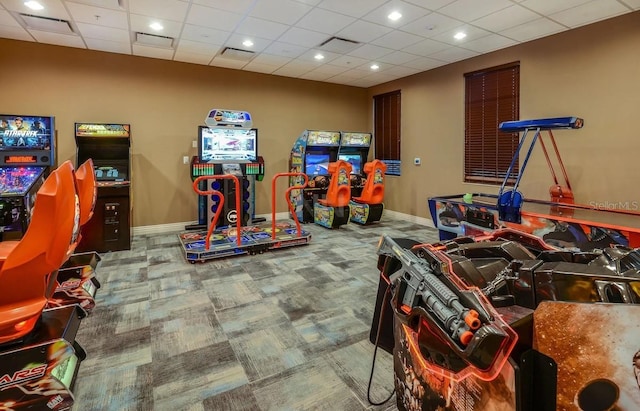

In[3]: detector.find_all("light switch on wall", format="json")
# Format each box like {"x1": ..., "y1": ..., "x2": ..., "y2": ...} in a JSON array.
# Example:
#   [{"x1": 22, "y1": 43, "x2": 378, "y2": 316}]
[{"x1": 183, "y1": 156, "x2": 189, "y2": 164}]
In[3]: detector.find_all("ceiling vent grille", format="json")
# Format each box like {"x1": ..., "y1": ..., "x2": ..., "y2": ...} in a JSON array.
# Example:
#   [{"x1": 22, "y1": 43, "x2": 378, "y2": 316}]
[
  {"x1": 317, "y1": 36, "x2": 360, "y2": 54},
  {"x1": 220, "y1": 47, "x2": 255, "y2": 61},
  {"x1": 20, "y1": 14, "x2": 74, "y2": 34},
  {"x1": 135, "y1": 32, "x2": 174, "y2": 48}
]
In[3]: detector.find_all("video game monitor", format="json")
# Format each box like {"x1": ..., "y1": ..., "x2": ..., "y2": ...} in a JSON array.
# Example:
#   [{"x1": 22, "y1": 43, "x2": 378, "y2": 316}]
[
  {"x1": 305, "y1": 152, "x2": 330, "y2": 175},
  {"x1": 338, "y1": 153, "x2": 361, "y2": 175},
  {"x1": 198, "y1": 126, "x2": 257, "y2": 163}
]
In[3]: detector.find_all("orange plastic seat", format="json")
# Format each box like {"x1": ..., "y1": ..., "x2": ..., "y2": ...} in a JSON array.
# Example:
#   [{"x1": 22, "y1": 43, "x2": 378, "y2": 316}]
[
  {"x1": 317, "y1": 160, "x2": 352, "y2": 208},
  {"x1": 0, "y1": 161, "x2": 79, "y2": 345},
  {"x1": 352, "y1": 160, "x2": 387, "y2": 204},
  {"x1": 76, "y1": 158, "x2": 97, "y2": 226}
]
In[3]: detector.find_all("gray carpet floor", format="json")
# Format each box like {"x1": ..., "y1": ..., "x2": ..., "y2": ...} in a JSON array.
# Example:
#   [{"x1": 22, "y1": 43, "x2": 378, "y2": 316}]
[{"x1": 73, "y1": 215, "x2": 439, "y2": 411}]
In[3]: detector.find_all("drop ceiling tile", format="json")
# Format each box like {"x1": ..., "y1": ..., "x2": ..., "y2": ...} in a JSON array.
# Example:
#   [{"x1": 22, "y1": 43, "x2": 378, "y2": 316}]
[
  {"x1": 427, "y1": 45, "x2": 479, "y2": 62},
  {"x1": 549, "y1": 0, "x2": 629, "y2": 28},
  {"x1": 129, "y1": 0, "x2": 189, "y2": 22},
  {"x1": 76, "y1": 22, "x2": 129, "y2": 42},
  {"x1": 0, "y1": 24, "x2": 33, "y2": 41},
  {"x1": 327, "y1": 71, "x2": 363, "y2": 83},
  {"x1": 619, "y1": 0, "x2": 640, "y2": 8},
  {"x1": 354, "y1": 62, "x2": 391, "y2": 72},
  {"x1": 210, "y1": 56, "x2": 248, "y2": 69},
  {"x1": 262, "y1": 41, "x2": 307, "y2": 58},
  {"x1": 402, "y1": 38, "x2": 449, "y2": 56},
  {"x1": 371, "y1": 30, "x2": 424, "y2": 49},
  {"x1": 186, "y1": 4, "x2": 244, "y2": 32},
  {"x1": 316, "y1": 0, "x2": 387, "y2": 18},
  {"x1": 430, "y1": 24, "x2": 492, "y2": 45},
  {"x1": 437, "y1": 0, "x2": 512, "y2": 22},
  {"x1": 348, "y1": 43, "x2": 394, "y2": 59},
  {"x1": 402, "y1": 0, "x2": 456, "y2": 10},
  {"x1": 329, "y1": 54, "x2": 369, "y2": 68},
  {"x1": 461, "y1": 33, "x2": 517, "y2": 53},
  {"x1": 403, "y1": 55, "x2": 446, "y2": 70},
  {"x1": 350, "y1": 77, "x2": 385, "y2": 87},
  {"x1": 0, "y1": 0, "x2": 71, "y2": 20},
  {"x1": 383, "y1": 65, "x2": 421, "y2": 77},
  {"x1": 66, "y1": 2, "x2": 128, "y2": 29},
  {"x1": 472, "y1": 5, "x2": 539, "y2": 32},
  {"x1": 174, "y1": 50, "x2": 214, "y2": 65},
  {"x1": 242, "y1": 61, "x2": 280, "y2": 74},
  {"x1": 295, "y1": 8, "x2": 356, "y2": 34},
  {"x1": 250, "y1": 0, "x2": 312, "y2": 24},
  {"x1": 334, "y1": 19, "x2": 392, "y2": 43},
  {"x1": 29, "y1": 29, "x2": 86, "y2": 48},
  {"x1": 272, "y1": 61, "x2": 315, "y2": 76},
  {"x1": 130, "y1": 14, "x2": 183, "y2": 38},
  {"x1": 132, "y1": 43, "x2": 175, "y2": 59},
  {"x1": 297, "y1": 48, "x2": 340, "y2": 63},
  {"x1": 291, "y1": 0, "x2": 322, "y2": 6},
  {"x1": 67, "y1": 0, "x2": 123, "y2": 9},
  {"x1": 518, "y1": 0, "x2": 591, "y2": 15},
  {"x1": 224, "y1": 33, "x2": 271, "y2": 52},
  {"x1": 361, "y1": 0, "x2": 431, "y2": 27},
  {"x1": 181, "y1": 24, "x2": 230, "y2": 45},
  {"x1": 251, "y1": 53, "x2": 292, "y2": 67},
  {"x1": 500, "y1": 17, "x2": 565, "y2": 42},
  {"x1": 277, "y1": 27, "x2": 327, "y2": 47},
  {"x1": 191, "y1": 0, "x2": 254, "y2": 14},
  {"x1": 176, "y1": 38, "x2": 221, "y2": 54},
  {"x1": 307, "y1": 64, "x2": 349, "y2": 75},
  {"x1": 299, "y1": 70, "x2": 334, "y2": 81},
  {"x1": 399, "y1": 12, "x2": 462, "y2": 38},
  {"x1": 85, "y1": 37, "x2": 132, "y2": 54},
  {"x1": 0, "y1": 8, "x2": 20, "y2": 26},
  {"x1": 234, "y1": 16, "x2": 289, "y2": 40},
  {"x1": 377, "y1": 50, "x2": 420, "y2": 65}
]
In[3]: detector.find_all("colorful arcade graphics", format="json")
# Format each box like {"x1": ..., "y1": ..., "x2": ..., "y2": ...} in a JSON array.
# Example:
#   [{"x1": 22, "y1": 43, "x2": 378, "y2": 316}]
[
  {"x1": 192, "y1": 109, "x2": 264, "y2": 230},
  {"x1": 0, "y1": 113, "x2": 55, "y2": 240},
  {"x1": 178, "y1": 172, "x2": 311, "y2": 263},
  {"x1": 75, "y1": 123, "x2": 131, "y2": 252},
  {"x1": 373, "y1": 229, "x2": 640, "y2": 411},
  {"x1": 313, "y1": 160, "x2": 352, "y2": 229},
  {"x1": 350, "y1": 159, "x2": 386, "y2": 225}
]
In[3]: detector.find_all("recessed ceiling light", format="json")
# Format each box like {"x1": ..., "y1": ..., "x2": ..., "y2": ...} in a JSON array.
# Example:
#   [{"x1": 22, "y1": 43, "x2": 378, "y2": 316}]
[
  {"x1": 370, "y1": 64, "x2": 379, "y2": 70},
  {"x1": 388, "y1": 11, "x2": 402, "y2": 21},
  {"x1": 314, "y1": 53, "x2": 324, "y2": 60},
  {"x1": 149, "y1": 22, "x2": 163, "y2": 31},
  {"x1": 24, "y1": 1, "x2": 44, "y2": 10},
  {"x1": 242, "y1": 40, "x2": 254, "y2": 47},
  {"x1": 454, "y1": 31, "x2": 467, "y2": 40}
]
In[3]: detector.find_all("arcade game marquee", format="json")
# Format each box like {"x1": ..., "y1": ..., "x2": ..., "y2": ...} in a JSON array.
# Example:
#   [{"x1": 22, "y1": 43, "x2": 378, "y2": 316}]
[
  {"x1": 429, "y1": 117, "x2": 640, "y2": 250},
  {"x1": 0, "y1": 113, "x2": 54, "y2": 241},
  {"x1": 75, "y1": 123, "x2": 132, "y2": 252},
  {"x1": 178, "y1": 110, "x2": 311, "y2": 263}
]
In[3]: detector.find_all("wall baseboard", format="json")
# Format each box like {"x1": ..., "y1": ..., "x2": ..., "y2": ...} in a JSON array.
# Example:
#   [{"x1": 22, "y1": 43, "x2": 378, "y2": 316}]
[{"x1": 132, "y1": 210, "x2": 433, "y2": 236}]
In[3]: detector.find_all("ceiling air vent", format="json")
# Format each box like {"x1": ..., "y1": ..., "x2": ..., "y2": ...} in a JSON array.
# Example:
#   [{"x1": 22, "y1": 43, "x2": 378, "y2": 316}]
[
  {"x1": 135, "y1": 32, "x2": 174, "y2": 48},
  {"x1": 20, "y1": 14, "x2": 74, "y2": 34},
  {"x1": 317, "y1": 36, "x2": 360, "y2": 54},
  {"x1": 220, "y1": 47, "x2": 255, "y2": 61}
]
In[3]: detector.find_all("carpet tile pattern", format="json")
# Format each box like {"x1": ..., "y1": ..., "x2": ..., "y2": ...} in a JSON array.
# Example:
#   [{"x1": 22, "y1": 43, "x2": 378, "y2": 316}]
[{"x1": 73, "y1": 216, "x2": 438, "y2": 410}]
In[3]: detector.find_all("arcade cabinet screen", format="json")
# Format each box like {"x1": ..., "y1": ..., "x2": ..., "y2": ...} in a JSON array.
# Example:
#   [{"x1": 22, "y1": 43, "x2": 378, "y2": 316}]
[
  {"x1": 199, "y1": 126, "x2": 257, "y2": 162},
  {"x1": 338, "y1": 153, "x2": 361, "y2": 175},
  {"x1": 305, "y1": 152, "x2": 330, "y2": 175},
  {"x1": 0, "y1": 115, "x2": 53, "y2": 151}
]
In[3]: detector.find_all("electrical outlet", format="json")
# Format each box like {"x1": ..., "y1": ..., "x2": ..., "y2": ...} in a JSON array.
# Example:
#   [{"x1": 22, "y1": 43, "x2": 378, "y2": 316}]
[{"x1": 183, "y1": 156, "x2": 189, "y2": 164}]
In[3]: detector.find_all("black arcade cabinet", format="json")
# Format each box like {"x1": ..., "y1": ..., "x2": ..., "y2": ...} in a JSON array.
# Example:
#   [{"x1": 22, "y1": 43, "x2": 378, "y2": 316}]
[
  {"x1": 75, "y1": 123, "x2": 131, "y2": 252},
  {"x1": 0, "y1": 113, "x2": 54, "y2": 241}
]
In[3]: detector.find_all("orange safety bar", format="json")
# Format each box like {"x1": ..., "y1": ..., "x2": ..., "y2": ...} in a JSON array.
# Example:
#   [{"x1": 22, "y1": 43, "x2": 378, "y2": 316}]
[
  {"x1": 76, "y1": 158, "x2": 98, "y2": 226},
  {"x1": 272, "y1": 173, "x2": 308, "y2": 240},
  {"x1": 193, "y1": 175, "x2": 242, "y2": 250}
]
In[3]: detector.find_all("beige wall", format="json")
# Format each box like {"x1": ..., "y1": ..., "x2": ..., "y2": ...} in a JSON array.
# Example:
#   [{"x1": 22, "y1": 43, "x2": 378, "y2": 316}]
[
  {"x1": 0, "y1": 40, "x2": 369, "y2": 226},
  {"x1": 369, "y1": 11, "x2": 640, "y2": 219}
]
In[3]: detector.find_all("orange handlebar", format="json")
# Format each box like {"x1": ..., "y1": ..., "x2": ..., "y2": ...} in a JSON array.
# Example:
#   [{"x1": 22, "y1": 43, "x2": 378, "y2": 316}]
[
  {"x1": 271, "y1": 173, "x2": 309, "y2": 240},
  {"x1": 193, "y1": 175, "x2": 242, "y2": 250}
]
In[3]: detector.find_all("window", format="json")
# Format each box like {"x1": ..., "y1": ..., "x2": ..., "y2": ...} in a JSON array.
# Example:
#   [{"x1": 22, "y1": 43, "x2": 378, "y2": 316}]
[
  {"x1": 374, "y1": 90, "x2": 401, "y2": 176},
  {"x1": 464, "y1": 63, "x2": 520, "y2": 184}
]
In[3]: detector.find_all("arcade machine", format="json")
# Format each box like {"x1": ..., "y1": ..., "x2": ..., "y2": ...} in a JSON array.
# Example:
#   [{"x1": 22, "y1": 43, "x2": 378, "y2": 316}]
[
  {"x1": 75, "y1": 123, "x2": 131, "y2": 253},
  {"x1": 372, "y1": 230, "x2": 640, "y2": 411},
  {"x1": 289, "y1": 130, "x2": 341, "y2": 223},
  {"x1": 189, "y1": 109, "x2": 264, "y2": 230},
  {"x1": 0, "y1": 161, "x2": 87, "y2": 411},
  {"x1": 429, "y1": 117, "x2": 640, "y2": 251},
  {"x1": 337, "y1": 131, "x2": 372, "y2": 198},
  {"x1": 0, "y1": 113, "x2": 55, "y2": 241}
]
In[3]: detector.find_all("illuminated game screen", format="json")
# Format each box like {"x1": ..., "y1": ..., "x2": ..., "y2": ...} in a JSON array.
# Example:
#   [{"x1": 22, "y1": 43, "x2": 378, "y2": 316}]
[
  {"x1": 305, "y1": 152, "x2": 330, "y2": 175},
  {"x1": 199, "y1": 126, "x2": 257, "y2": 162},
  {"x1": 338, "y1": 153, "x2": 361, "y2": 175},
  {"x1": 0, "y1": 115, "x2": 53, "y2": 151}
]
